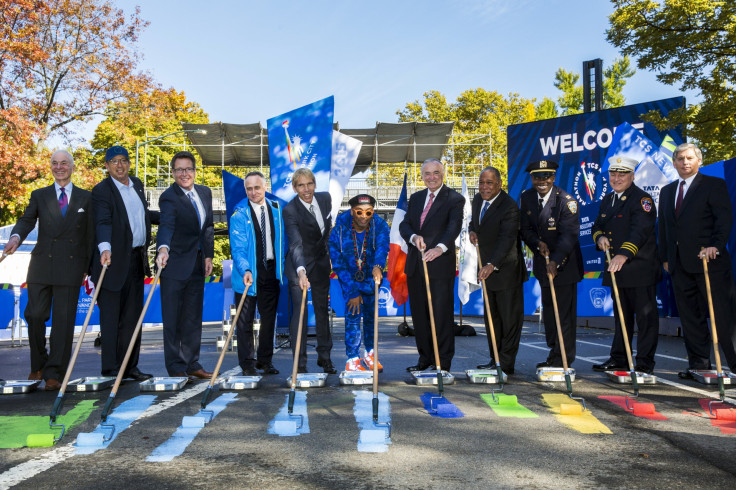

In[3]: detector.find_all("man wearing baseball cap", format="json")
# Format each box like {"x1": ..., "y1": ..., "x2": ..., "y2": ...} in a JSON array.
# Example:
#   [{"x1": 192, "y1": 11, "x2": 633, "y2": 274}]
[
  {"x1": 591, "y1": 156, "x2": 660, "y2": 374},
  {"x1": 520, "y1": 160, "x2": 583, "y2": 369},
  {"x1": 329, "y1": 194, "x2": 390, "y2": 371}
]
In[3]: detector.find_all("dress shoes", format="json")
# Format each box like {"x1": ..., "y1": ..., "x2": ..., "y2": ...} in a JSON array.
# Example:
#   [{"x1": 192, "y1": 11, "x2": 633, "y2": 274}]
[
  {"x1": 297, "y1": 367, "x2": 308, "y2": 374},
  {"x1": 256, "y1": 361, "x2": 279, "y2": 375},
  {"x1": 28, "y1": 370, "x2": 43, "y2": 381},
  {"x1": 634, "y1": 365, "x2": 654, "y2": 375},
  {"x1": 536, "y1": 360, "x2": 553, "y2": 368},
  {"x1": 476, "y1": 360, "x2": 496, "y2": 369},
  {"x1": 44, "y1": 378, "x2": 61, "y2": 391},
  {"x1": 678, "y1": 370, "x2": 694, "y2": 380},
  {"x1": 317, "y1": 358, "x2": 337, "y2": 374},
  {"x1": 407, "y1": 362, "x2": 431, "y2": 372},
  {"x1": 126, "y1": 368, "x2": 153, "y2": 381},
  {"x1": 242, "y1": 367, "x2": 258, "y2": 376},
  {"x1": 101, "y1": 370, "x2": 118, "y2": 377},
  {"x1": 172, "y1": 372, "x2": 188, "y2": 378},
  {"x1": 187, "y1": 368, "x2": 213, "y2": 379},
  {"x1": 592, "y1": 359, "x2": 624, "y2": 372}
]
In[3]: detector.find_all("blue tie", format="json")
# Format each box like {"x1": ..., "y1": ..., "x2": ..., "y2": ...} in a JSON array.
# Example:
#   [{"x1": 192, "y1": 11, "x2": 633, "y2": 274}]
[
  {"x1": 480, "y1": 201, "x2": 490, "y2": 221},
  {"x1": 59, "y1": 187, "x2": 68, "y2": 217},
  {"x1": 188, "y1": 191, "x2": 201, "y2": 228}
]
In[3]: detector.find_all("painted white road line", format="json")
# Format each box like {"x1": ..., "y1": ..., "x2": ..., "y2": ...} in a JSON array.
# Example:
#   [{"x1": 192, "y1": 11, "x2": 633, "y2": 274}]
[{"x1": 76, "y1": 395, "x2": 157, "y2": 455}]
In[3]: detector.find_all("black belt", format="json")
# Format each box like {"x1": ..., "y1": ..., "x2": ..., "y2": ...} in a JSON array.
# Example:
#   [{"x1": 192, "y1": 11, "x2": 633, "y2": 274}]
[{"x1": 132, "y1": 246, "x2": 145, "y2": 254}]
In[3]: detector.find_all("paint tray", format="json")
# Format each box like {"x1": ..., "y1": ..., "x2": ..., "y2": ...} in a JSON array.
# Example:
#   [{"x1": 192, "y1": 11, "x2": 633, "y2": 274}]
[
  {"x1": 690, "y1": 370, "x2": 736, "y2": 385},
  {"x1": 219, "y1": 375, "x2": 262, "y2": 390},
  {"x1": 411, "y1": 370, "x2": 455, "y2": 385},
  {"x1": 66, "y1": 376, "x2": 115, "y2": 392},
  {"x1": 0, "y1": 380, "x2": 41, "y2": 394},
  {"x1": 605, "y1": 371, "x2": 657, "y2": 384},
  {"x1": 536, "y1": 367, "x2": 576, "y2": 382},
  {"x1": 465, "y1": 369, "x2": 507, "y2": 384},
  {"x1": 139, "y1": 376, "x2": 189, "y2": 392},
  {"x1": 338, "y1": 371, "x2": 373, "y2": 385},
  {"x1": 285, "y1": 373, "x2": 328, "y2": 388}
]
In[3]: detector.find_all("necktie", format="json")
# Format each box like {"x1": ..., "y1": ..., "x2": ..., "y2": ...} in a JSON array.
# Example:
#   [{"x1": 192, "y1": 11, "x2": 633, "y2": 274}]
[
  {"x1": 59, "y1": 187, "x2": 68, "y2": 217},
  {"x1": 309, "y1": 204, "x2": 316, "y2": 218},
  {"x1": 188, "y1": 191, "x2": 201, "y2": 228},
  {"x1": 612, "y1": 194, "x2": 618, "y2": 207},
  {"x1": 260, "y1": 205, "x2": 268, "y2": 266},
  {"x1": 538, "y1": 198, "x2": 544, "y2": 213},
  {"x1": 420, "y1": 192, "x2": 435, "y2": 227},
  {"x1": 675, "y1": 180, "x2": 686, "y2": 217},
  {"x1": 480, "y1": 201, "x2": 490, "y2": 221}
]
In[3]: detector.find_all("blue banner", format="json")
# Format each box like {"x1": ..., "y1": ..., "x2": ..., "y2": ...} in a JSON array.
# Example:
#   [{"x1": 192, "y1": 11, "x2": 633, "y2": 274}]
[
  {"x1": 701, "y1": 157, "x2": 736, "y2": 281},
  {"x1": 267, "y1": 96, "x2": 334, "y2": 202}
]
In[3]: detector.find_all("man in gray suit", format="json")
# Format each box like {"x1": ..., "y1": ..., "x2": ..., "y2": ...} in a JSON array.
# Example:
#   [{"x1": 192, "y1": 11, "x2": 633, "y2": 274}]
[
  {"x1": 4, "y1": 150, "x2": 93, "y2": 390},
  {"x1": 283, "y1": 168, "x2": 334, "y2": 373}
]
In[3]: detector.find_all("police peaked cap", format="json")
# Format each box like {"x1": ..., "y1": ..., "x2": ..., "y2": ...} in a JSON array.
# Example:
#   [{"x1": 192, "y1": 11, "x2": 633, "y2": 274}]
[
  {"x1": 105, "y1": 145, "x2": 129, "y2": 161},
  {"x1": 348, "y1": 194, "x2": 376, "y2": 207},
  {"x1": 525, "y1": 160, "x2": 559, "y2": 173}
]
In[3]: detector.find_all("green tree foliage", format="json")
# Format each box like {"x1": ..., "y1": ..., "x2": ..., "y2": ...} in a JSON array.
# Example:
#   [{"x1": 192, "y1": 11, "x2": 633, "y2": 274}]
[{"x1": 607, "y1": 0, "x2": 736, "y2": 161}]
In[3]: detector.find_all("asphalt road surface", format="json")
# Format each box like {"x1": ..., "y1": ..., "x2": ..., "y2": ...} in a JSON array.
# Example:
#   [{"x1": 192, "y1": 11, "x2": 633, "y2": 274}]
[{"x1": 1, "y1": 317, "x2": 734, "y2": 489}]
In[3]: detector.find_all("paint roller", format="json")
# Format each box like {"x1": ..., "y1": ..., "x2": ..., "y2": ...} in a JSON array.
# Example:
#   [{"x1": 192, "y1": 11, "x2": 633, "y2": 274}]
[
  {"x1": 714, "y1": 408, "x2": 736, "y2": 421},
  {"x1": 77, "y1": 266, "x2": 162, "y2": 446},
  {"x1": 498, "y1": 395, "x2": 518, "y2": 407},
  {"x1": 546, "y1": 256, "x2": 586, "y2": 412},
  {"x1": 369, "y1": 281, "x2": 391, "y2": 438},
  {"x1": 632, "y1": 403, "x2": 656, "y2": 416},
  {"x1": 702, "y1": 253, "x2": 727, "y2": 415},
  {"x1": 560, "y1": 403, "x2": 584, "y2": 416},
  {"x1": 25, "y1": 265, "x2": 110, "y2": 448},
  {"x1": 284, "y1": 286, "x2": 309, "y2": 433},
  {"x1": 421, "y1": 248, "x2": 446, "y2": 411}
]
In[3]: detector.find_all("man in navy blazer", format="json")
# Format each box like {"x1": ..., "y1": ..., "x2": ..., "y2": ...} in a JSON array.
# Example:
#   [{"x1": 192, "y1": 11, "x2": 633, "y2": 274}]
[
  {"x1": 4, "y1": 150, "x2": 93, "y2": 390},
  {"x1": 90, "y1": 146, "x2": 159, "y2": 381},
  {"x1": 156, "y1": 151, "x2": 215, "y2": 378},
  {"x1": 399, "y1": 158, "x2": 464, "y2": 372},
  {"x1": 658, "y1": 143, "x2": 736, "y2": 377},
  {"x1": 283, "y1": 167, "x2": 334, "y2": 373}
]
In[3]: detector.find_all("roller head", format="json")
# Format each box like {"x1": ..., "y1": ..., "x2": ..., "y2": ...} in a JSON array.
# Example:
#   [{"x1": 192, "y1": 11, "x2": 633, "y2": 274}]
[
  {"x1": 26, "y1": 434, "x2": 54, "y2": 447},
  {"x1": 76, "y1": 432, "x2": 105, "y2": 447},
  {"x1": 181, "y1": 416, "x2": 207, "y2": 428},
  {"x1": 359, "y1": 429, "x2": 388, "y2": 444},
  {"x1": 560, "y1": 403, "x2": 583, "y2": 416},
  {"x1": 436, "y1": 404, "x2": 456, "y2": 416},
  {"x1": 632, "y1": 403, "x2": 655, "y2": 416},
  {"x1": 499, "y1": 395, "x2": 518, "y2": 406},
  {"x1": 715, "y1": 408, "x2": 736, "y2": 421},
  {"x1": 273, "y1": 420, "x2": 298, "y2": 436}
]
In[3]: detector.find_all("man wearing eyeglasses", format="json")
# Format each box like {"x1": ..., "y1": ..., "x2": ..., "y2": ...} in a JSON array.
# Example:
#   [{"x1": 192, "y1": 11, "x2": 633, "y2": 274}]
[
  {"x1": 156, "y1": 151, "x2": 215, "y2": 379},
  {"x1": 329, "y1": 194, "x2": 390, "y2": 372},
  {"x1": 90, "y1": 146, "x2": 159, "y2": 381}
]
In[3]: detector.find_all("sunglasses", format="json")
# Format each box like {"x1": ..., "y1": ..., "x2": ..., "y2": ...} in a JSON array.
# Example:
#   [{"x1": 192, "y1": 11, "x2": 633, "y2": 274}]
[{"x1": 354, "y1": 209, "x2": 373, "y2": 217}]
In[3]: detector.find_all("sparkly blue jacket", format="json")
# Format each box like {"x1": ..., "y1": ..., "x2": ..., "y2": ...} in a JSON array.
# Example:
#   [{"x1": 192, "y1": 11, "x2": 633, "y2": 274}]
[{"x1": 329, "y1": 210, "x2": 390, "y2": 301}]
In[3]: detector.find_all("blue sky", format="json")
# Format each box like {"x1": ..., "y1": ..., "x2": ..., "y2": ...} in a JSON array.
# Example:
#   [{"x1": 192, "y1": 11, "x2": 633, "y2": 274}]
[{"x1": 104, "y1": 0, "x2": 687, "y2": 135}]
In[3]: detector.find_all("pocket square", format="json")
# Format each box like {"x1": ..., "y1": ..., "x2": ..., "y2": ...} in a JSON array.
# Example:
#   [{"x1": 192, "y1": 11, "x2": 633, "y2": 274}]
[{"x1": 78, "y1": 208, "x2": 85, "y2": 212}]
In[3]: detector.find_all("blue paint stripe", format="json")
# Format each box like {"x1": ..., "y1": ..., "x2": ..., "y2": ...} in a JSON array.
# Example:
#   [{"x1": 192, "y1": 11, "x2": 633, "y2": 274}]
[
  {"x1": 146, "y1": 393, "x2": 238, "y2": 463},
  {"x1": 353, "y1": 390, "x2": 391, "y2": 452},
  {"x1": 268, "y1": 391, "x2": 310, "y2": 436},
  {"x1": 420, "y1": 392, "x2": 464, "y2": 418},
  {"x1": 75, "y1": 395, "x2": 157, "y2": 455}
]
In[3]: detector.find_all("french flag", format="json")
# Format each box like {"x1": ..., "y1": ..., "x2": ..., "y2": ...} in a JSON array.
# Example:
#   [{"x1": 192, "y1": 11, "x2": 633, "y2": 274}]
[{"x1": 387, "y1": 174, "x2": 409, "y2": 305}]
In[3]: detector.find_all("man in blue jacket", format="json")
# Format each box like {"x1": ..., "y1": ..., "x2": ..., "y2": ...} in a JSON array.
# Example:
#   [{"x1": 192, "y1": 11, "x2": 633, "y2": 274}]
[
  {"x1": 329, "y1": 194, "x2": 390, "y2": 371},
  {"x1": 229, "y1": 171, "x2": 285, "y2": 375}
]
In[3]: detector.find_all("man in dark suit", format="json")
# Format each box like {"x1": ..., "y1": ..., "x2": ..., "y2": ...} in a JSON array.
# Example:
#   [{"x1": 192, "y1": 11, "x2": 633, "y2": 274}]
[
  {"x1": 399, "y1": 158, "x2": 464, "y2": 372},
  {"x1": 283, "y1": 167, "x2": 334, "y2": 373},
  {"x1": 155, "y1": 151, "x2": 215, "y2": 379},
  {"x1": 658, "y1": 143, "x2": 736, "y2": 378},
  {"x1": 4, "y1": 150, "x2": 93, "y2": 390},
  {"x1": 591, "y1": 156, "x2": 660, "y2": 374},
  {"x1": 520, "y1": 160, "x2": 583, "y2": 368},
  {"x1": 90, "y1": 146, "x2": 158, "y2": 381},
  {"x1": 469, "y1": 166, "x2": 528, "y2": 375}
]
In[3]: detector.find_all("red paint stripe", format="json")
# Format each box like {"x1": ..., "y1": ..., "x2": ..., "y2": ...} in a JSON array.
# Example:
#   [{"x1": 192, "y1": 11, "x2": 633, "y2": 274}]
[
  {"x1": 696, "y1": 399, "x2": 736, "y2": 434},
  {"x1": 598, "y1": 395, "x2": 667, "y2": 420}
]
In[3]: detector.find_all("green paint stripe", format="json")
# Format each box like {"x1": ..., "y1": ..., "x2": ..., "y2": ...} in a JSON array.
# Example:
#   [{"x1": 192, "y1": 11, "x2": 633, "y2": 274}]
[
  {"x1": 480, "y1": 393, "x2": 538, "y2": 418},
  {"x1": 0, "y1": 399, "x2": 98, "y2": 448}
]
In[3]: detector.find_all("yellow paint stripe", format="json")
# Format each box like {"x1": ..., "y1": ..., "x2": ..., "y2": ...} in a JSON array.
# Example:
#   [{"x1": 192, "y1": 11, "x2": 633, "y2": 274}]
[{"x1": 541, "y1": 393, "x2": 612, "y2": 434}]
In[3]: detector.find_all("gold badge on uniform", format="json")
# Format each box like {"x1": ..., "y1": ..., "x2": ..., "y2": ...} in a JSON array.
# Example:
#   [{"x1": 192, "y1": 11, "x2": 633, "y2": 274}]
[{"x1": 567, "y1": 201, "x2": 578, "y2": 214}]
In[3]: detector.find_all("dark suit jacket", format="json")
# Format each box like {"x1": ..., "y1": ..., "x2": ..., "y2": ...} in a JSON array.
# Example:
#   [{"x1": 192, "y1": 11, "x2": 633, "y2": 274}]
[
  {"x1": 520, "y1": 185, "x2": 583, "y2": 286},
  {"x1": 90, "y1": 176, "x2": 160, "y2": 290},
  {"x1": 592, "y1": 184, "x2": 660, "y2": 288},
  {"x1": 469, "y1": 190, "x2": 528, "y2": 291},
  {"x1": 283, "y1": 191, "x2": 332, "y2": 284},
  {"x1": 156, "y1": 183, "x2": 215, "y2": 281},
  {"x1": 399, "y1": 185, "x2": 464, "y2": 278},
  {"x1": 658, "y1": 172, "x2": 733, "y2": 274},
  {"x1": 11, "y1": 184, "x2": 93, "y2": 286}
]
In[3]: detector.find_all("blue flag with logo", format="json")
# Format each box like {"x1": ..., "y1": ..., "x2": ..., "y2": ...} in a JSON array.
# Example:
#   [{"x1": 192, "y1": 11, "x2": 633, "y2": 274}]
[{"x1": 267, "y1": 96, "x2": 334, "y2": 202}]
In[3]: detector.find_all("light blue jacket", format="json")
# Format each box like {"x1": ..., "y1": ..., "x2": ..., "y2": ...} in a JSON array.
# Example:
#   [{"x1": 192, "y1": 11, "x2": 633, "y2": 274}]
[{"x1": 229, "y1": 197, "x2": 285, "y2": 295}]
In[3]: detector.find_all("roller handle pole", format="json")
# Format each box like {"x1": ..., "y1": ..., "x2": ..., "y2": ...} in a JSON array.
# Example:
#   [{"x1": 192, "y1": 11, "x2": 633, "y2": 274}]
[
  {"x1": 290, "y1": 287, "x2": 308, "y2": 392},
  {"x1": 50, "y1": 394, "x2": 65, "y2": 423},
  {"x1": 101, "y1": 393, "x2": 115, "y2": 422},
  {"x1": 702, "y1": 254, "x2": 724, "y2": 376},
  {"x1": 200, "y1": 386, "x2": 213, "y2": 410},
  {"x1": 372, "y1": 281, "x2": 380, "y2": 396},
  {"x1": 372, "y1": 396, "x2": 379, "y2": 423},
  {"x1": 476, "y1": 244, "x2": 504, "y2": 385},
  {"x1": 606, "y1": 249, "x2": 637, "y2": 393},
  {"x1": 287, "y1": 389, "x2": 296, "y2": 415},
  {"x1": 565, "y1": 373, "x2": 573, "y2": 394},
  {"x1": 545, "y1": 256, "x2": 569, "y2": 373},
  {"x1": 421, "y1": 252, "x2": 443, "y2": 395}
]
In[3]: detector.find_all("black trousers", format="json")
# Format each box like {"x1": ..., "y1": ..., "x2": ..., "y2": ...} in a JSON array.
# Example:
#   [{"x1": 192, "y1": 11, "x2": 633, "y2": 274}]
[
  {"x1": 97, "y1": 248, "x2": 144, "y2": 375},
  {"x1": 541, "y1": 282, "x2": 577, "y2": 366},
  {"x1": 672, "y1": 253, "x2": 736, "y2": 370},
  {"x1": 288, "y1": 267, "x2": 332, "y2": 370},
  {"x1": 609, "y1": 284, "x2": 659, "y2": 370},
  {"x1": 234, "y1": 260, "x2": 280, "y2": 370},
  {"x1": 160, "y1": 252, "x2": 205, "y2": 375},
  {"x1": 407, "y1": 271, "x2": 455, "y2": 370},
  {"x1": 483, "y1": 283, "x2": 524, "y2": 372}
]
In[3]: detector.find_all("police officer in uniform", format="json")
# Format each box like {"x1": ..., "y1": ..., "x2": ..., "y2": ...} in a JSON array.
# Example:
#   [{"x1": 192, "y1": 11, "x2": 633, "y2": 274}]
[
  {"x1": 591, "y1": 156, "x2": 660, "y2": 374},
  {"x1": 520, "y1": 160, "x2": 583, "y2": 368}
]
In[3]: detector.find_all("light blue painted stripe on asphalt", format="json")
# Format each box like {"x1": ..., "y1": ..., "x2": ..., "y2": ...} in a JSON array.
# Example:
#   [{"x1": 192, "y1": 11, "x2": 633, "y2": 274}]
[
  {"x1": 352, "y1": 390, "x2": 391, "y2": 453},
  {"x1": 75, "y1": 395, "x2": 157, "y2": 455},
  {"x1": 146, "y1": 392, "x2": 238, "y2": 462},
  {"x1": 268, "y1": 391, "x2": 310, "y2": 436}
]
